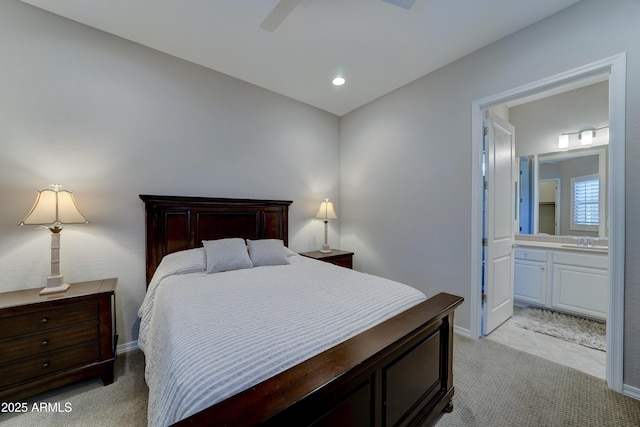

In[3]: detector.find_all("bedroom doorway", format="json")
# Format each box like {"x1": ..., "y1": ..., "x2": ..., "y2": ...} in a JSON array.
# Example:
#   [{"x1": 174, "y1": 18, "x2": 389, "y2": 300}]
[
  {"x1": 485, "y1": 90, "x2": 608, "y2": 352},
  {"x1": 471, "y1": 53, "x2": 626, "y2": 392}
]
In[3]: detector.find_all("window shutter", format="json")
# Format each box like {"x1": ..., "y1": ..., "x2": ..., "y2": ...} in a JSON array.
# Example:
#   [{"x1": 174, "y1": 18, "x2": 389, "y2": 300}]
[{"x1": 573, "y1": 178, "x2": 599, "y2": 225}]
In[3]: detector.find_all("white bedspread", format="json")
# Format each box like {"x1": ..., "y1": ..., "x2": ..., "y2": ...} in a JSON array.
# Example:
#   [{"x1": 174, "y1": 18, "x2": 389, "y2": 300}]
[{"x1": 138, "y1": 255, "x2": 426, "y2": 427}]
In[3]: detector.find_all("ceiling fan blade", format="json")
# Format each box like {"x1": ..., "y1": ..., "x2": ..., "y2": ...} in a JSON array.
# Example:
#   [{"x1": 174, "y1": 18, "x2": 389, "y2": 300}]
[
  {"x1": 381, "y1": 0, "x2": 417, "y2": 9},
  {"x1": 260, "y1": 0, "x2": 303, "y2": 32}
]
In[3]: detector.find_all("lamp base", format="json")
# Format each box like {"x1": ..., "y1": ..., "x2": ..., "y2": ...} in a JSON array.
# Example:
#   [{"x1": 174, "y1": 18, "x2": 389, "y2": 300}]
[
  {"x1": 320, "y1": 245, "x2": 332, "y2": 254},
  {"x1": 40, "y1": 275, "x2": 70, "y2": 295},
  {"x1": 40, "y1": 283, "x2": 70, "y2": 295}
]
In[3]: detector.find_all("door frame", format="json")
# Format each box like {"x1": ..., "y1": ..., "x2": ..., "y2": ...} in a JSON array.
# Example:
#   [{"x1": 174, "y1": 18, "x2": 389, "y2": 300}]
[{"x1": 470, "y1": 53, "x2": 626, "y2": 392}]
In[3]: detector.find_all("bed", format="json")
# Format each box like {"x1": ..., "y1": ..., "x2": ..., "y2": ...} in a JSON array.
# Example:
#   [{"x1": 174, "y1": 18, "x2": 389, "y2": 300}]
[{"x1": 139, "y1": 195, "x2": 463, "y2": 426}]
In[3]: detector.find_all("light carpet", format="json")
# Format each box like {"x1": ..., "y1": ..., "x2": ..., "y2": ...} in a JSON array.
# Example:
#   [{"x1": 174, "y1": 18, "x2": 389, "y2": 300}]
[
  {"x1": 512, "y1": 307, "x2": 606, "y2": 351},
  {"x1": 2, "y1": 337, "x2": 639, "y2": 427},
  {"x1": 434, "y1": 336, "x2": 640, "y2": 427},
  {"x1": 0, "y1": 351, "x2": 147, "y2": 427}
]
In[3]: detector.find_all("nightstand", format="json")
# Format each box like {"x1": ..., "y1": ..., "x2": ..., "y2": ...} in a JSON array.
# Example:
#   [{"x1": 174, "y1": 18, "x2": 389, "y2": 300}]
[
  {"x1": 0, "y1": 278, "x2": 117, "y2": 401},
  {"x1": 299, "y1": 249, "x2": 354, "y2": 269}
]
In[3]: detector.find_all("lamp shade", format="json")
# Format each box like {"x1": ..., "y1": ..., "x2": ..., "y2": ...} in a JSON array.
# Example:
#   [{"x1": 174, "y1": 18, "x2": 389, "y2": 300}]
[
  {"x1": 20, "y1": 187, "x2": 88, "y2": 227},
  {"x1": 315, "y1": 199, "x2": 337, "y2": 220}
]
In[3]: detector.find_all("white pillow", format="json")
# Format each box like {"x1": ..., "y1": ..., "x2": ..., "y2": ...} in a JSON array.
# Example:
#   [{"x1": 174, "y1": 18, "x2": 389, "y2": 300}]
[
  {"x1": 202, "y1": 238, "x2": 253, "y2": 273},
  {"x1": 159, "y1": 248, "x2": 206, "y2": 275},
  {"x1": 247, "y1": 239, "x2": 290, "y2": 267}
]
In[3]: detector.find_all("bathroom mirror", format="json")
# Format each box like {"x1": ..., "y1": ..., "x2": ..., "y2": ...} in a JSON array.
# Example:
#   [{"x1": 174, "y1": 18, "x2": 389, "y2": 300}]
[{"x1": 519, "y1": 146, "x2": 607, "y2": 238}]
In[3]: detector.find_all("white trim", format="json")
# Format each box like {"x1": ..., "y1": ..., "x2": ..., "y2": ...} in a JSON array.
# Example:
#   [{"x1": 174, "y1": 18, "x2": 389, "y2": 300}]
[
  {"x1": 470, "y1": 103, "x2": 484, "y2": 340},
  {"x1": 471, "y1": 53, "x2": 626, "y2": 393},
  {"x1": 623, "y1": 385, "x2": 640, "y2": 401},
  {"x1": 606, "y1": 53, "x2": 626, "y2": 393},
  {"x1": 117, "y1": 340, "x2": 139, "y2": 354},
  {"x1": 454, "y1": 325, "x2": 471, "y2": 338}
]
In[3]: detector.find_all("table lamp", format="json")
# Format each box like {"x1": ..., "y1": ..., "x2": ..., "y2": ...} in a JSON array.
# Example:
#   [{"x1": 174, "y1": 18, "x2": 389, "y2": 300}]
[
  {"x1": 19, "y1": 184, "x2": 89, "y2": 295},
  {"x1": 315, "y1": 198, "x2": 337, "y2": 253}
]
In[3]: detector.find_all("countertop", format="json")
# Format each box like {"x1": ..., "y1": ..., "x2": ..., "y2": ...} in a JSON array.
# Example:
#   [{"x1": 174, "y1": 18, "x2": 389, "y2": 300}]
[{"x1": 514, "y1": 236, "x2": 608, "y2": 254}]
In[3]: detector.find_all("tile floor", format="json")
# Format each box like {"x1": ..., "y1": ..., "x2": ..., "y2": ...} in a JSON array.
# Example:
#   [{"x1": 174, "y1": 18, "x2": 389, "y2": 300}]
[{"x1": 485, "y1": 312, "x2": 606, "y2": 379}]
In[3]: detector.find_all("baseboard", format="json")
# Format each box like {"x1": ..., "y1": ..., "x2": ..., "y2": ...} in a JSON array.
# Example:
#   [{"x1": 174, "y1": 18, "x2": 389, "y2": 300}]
[
  {"x1": 117, "y1": 340, "x2": 139, "y2": 354},
  {"x1": 623, "y1": 384, "x2": 640, "y2": 401},
  {"x1": 454, "y1": 325, "x2": 471, "y2": 338}
]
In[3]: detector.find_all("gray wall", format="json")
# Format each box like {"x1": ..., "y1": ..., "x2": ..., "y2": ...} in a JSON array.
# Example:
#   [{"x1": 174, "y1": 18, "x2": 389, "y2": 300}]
[
  {"x1": 0, "y1": 1, "x2": 341, "y2": 346},
  {"x1": 340, "y1": 0, "x2": 640, "y2": 388},
  {"x1": 511, "y1": 81, "x2": 609, "y2": 158}
]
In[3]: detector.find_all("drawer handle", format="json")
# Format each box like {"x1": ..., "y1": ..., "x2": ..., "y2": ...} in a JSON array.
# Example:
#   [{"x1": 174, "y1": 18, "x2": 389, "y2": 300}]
[
  {"x1": 41, "y1": 339, "x2": 49, "y2": 347},
  {"x1": 40, "y1": 317, "x2": 49, "y2": 324},
  {"x1": 42, "y1": 362, "x2": 50, "y2": 369}
]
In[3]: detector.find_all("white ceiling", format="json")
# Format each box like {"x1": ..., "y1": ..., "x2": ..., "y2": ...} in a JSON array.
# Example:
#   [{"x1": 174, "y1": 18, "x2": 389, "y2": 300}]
[{"x1": 21, "y1": 0, "x2": 582, "y2": 116}]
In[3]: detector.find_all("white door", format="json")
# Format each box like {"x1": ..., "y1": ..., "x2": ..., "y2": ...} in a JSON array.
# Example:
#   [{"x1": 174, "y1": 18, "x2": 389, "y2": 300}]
[{"x1": 483, "y1": 113, "x2": 516, "y2": 335}]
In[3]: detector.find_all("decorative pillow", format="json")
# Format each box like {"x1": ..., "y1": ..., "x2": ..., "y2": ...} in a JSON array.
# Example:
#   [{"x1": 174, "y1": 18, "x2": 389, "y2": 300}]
[
  {"x1": 202, "y1": 238, "x2": 253, "y2": 273},
  {"x1": 247, "y1": 239, "x2": 290, "y2": 267},
  {"x1": 160, "y1": 248, "x2": 206, "y2": 275}
]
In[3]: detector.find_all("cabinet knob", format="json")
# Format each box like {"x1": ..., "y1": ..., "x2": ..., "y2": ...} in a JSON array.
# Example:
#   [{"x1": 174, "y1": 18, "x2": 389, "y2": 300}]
[
  {"x1": 40, "y1": 317, "x2": 49, "y2": 324},
  {"x1": 41, "y1": 339, "x2": 49, "y2": 347},
  {"x1": 42, "y1": 362, "x2": 50, "y2": 369}
]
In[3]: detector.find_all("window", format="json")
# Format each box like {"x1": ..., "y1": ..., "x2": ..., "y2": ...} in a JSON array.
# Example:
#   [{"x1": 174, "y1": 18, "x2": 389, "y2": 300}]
[{"x1": 571, "y1": 174, "x2": 599, "y2": 231}]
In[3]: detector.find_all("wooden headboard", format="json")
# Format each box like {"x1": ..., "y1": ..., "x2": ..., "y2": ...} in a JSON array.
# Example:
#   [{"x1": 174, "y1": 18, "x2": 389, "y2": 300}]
[{"x1": 140, "y1": 195, "x2": 293, "y2": 285}]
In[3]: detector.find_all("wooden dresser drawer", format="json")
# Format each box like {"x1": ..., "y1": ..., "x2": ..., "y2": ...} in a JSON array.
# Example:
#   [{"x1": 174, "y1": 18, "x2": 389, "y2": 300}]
[
  {"x1": 0, "y1": 302, "x2": 98, "y2": 340},
  {"x1": 0, "y1": 324, "x2": 98, "y2": 364},
  {"x1": 0, "y1": 342, "x2": 99, "y2": 389},
  {"x1": 0, "y1": 278, "x2": 117, "y2": 401}
]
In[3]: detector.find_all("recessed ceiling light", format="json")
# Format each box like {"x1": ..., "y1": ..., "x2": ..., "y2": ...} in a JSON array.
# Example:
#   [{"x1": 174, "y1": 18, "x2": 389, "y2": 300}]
[{"x1": 332, "y1": 76, "x2": 346, "y2": 86}]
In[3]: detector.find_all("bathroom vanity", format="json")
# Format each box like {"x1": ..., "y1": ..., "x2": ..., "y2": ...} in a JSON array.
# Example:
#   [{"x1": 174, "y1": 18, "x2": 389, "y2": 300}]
[{"x1": 514, "y1": 236, "x2": 608, "y2": 321}]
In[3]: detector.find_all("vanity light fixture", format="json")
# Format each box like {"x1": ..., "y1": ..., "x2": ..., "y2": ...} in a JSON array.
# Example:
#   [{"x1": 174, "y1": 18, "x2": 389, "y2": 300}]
[
  {"x1": 332, "y1": 76, "x2": 346, "y2": 86},
  {"x1": 580, "y1": 130, "x2": 594, "y2": 145},
  {"x1": 19, "y1": 184, "x2": 89, "y2": 295},
  {"x1": 557, "y1": 126, "x2": 608, "y2": 149},
  {"x1": 558, "y1": 134, "x2": 569, "y2": 149}
]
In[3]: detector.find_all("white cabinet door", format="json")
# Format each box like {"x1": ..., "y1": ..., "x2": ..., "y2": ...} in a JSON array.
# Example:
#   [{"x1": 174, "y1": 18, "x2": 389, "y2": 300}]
[
  {"x1": 514, "y1": 247, "x2": 547, "y2": 306},
  {"x1": 514, "y1": 260, "x2": 546, "y2": 306},
  {"x1": 551, "y1": 251, "x2": 608, "y2": 320},
  {"x1": 552, "y1": 264, "x2": 608, "y2": 320}
]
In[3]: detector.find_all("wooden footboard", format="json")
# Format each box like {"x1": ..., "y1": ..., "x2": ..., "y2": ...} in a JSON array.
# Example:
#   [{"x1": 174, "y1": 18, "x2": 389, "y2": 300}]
[{"x1": 175, "y1": 292, "x2": 463, "y2": 427}]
